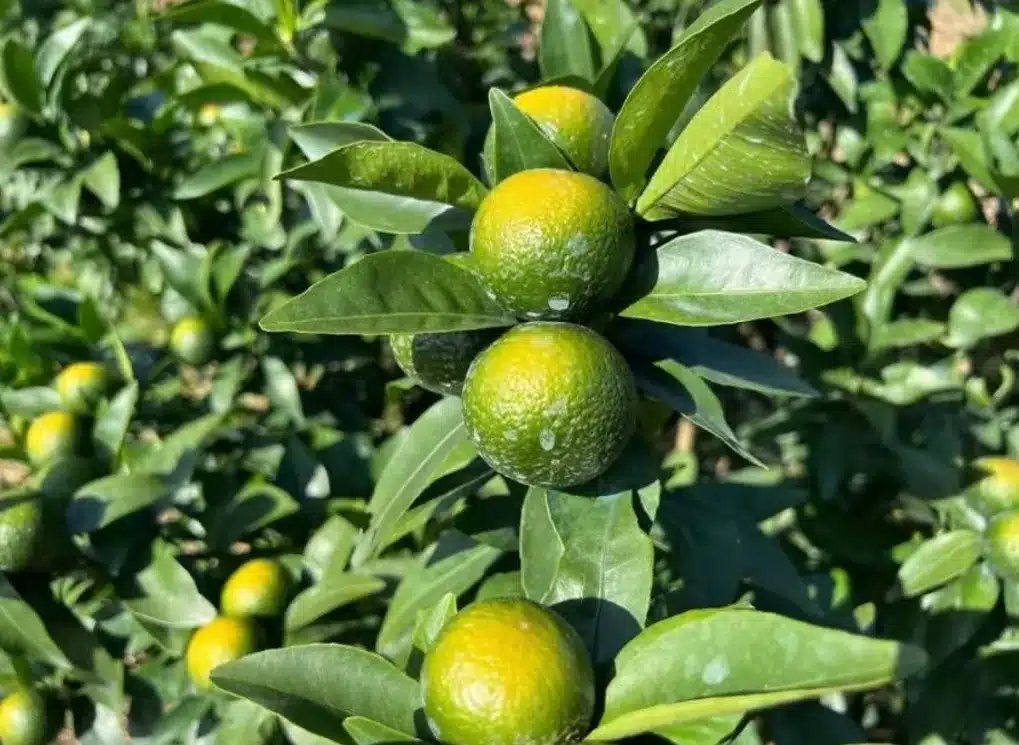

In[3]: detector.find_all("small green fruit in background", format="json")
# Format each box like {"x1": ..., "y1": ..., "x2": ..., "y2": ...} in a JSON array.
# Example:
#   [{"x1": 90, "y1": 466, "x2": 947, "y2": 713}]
[
  {"x1": 985, "y1": 508, "x2": 1019, "y2": 579},
  {"x1": 24, "y1": 411, "x2": 78, "y2": 467},
  {"x1": 171, "y1": 316, "x2": 216, "y2": 365},
  {"x1": 0, "y1": 103, "x2": 27, "y2": 147},
  {"x1": 186, "y1": 616, "x2": 259, "y2": 689},
  {"x1": 0, "y1": 492, "x2": 45, "y2": 573},
  {"x1": 462, "y1": 323, "x2": 636, "y2": 488},
  {"x1": 470, "y1": 169, "x2": 634, "y2": 322},
  {"x1": 55, "y1": 361, "x2": 108, "y2": 413},
  {"x1": 221, "y1": 558, "x2": 291, "y2": 618},
  {"x1": 964, "y1": 457, "x2": 1019, "y2": 517},
  {"x1": 931, "y1": 181, "x2": 978, "y2": 228},
  {"x1": 0, "y1": 688, "x2": 48, "y2": 745}
]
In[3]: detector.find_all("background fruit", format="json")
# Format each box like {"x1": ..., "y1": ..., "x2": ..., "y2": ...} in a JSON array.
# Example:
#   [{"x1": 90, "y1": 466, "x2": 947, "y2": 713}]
[
  {"x1": 24, "y1": 411, "x2": 78, "y2": 466},
  {"x1": 0, "y1": 492, "x2": 46, "y2": 572},
  {"x1": 0, "y1": 103, "x2": 26, "y2": 147},
  {"x1": 931, "y1": 181, "x2": 978, "y2": 227},
  {"x1": 0, "y1": 688, "x2": 48, "y2": 745},
  {"x1": 965, "y1": 457, "x2": 1019, "y2": 516},
  {"x1": 985, "y1": 509, "x2": 1019, "y2": 579},
  {"x1": 221, "y1": 558, "x2": 291, "y2": 618},
  {"x1": 55, "y1": 362, "x2": 108, "y2": 413},
  {"x1": 170, "y1": 316, "x2": 216, "y2": 365},
  {"x1": 422, "y1": 599, "x2": 595, "y2": 745},
  {"x1": 462, "y1": 323, "x2": 636, "y2": 487},
  {"x1": 483, "y1": 85, "x2": 614, "y2": 178},
  {"x1": 470, "y1": 169, "x2": 634, "y2": 321},
  {"x1": 186, "y1": 616, "x2": 259, "y2": 689}
]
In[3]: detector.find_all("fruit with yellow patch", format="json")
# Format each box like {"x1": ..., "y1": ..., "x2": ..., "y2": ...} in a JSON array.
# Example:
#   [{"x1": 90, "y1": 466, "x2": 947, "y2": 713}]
[
  {"x1": 0, "y1": 688, "x2": 48, "y2": 745},
  {"x1": 470, "y1": 169, "x2": 634, "y2": 321},
  {"x1": 965, "y1": 457, "x2": 1019, "y2": 516},
  {"x1": 985, "y1": 508, "x2": 1019, "y2": 579},
  {"x1": 422, "y1": 599, "x2": 595, "y2": 745},
  {"x1": 55, "y1": 361, "x2": 108, "y2": 413},
  {"x1": 0, "y1": 103, "x2": 27, "y2": 147},
  {"x1": 24, "y1": 411, "x2": 79, "y2": 467},
  {"x1": 186, "y1": 616, "x2": 259, "y2": 689},
  {"x1": 170, "y1": 316, "x2": 216, "y2": 365},
  {"x1": 461, "y1": 323, "x2": 636, "y2": 488},
  {"x1": 221, "y1": 558, "x2": 291, "y2": 618}
]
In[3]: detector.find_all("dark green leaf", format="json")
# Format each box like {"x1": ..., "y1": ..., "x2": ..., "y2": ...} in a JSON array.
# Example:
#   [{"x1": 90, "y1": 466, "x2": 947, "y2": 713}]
[
  {"x1": 862, "y1": 0, "x2": 907, "y2": 69},
  {"x1": 540, "y1": 0, "x2": 596, "y2": 82},
  {"x1": 68, "y1": 474, "x2": 169, "y2": 533},
  {"x1": 37, "y1": 18, "x2": 90, "y2": 87},
  {"x1": 487, "y1": 88, "x2": 572, "y2": 183},
  {"x1": 0, "y1": 39, "x2": 43, "y2": 115},
  {"x1": 285, "y1": 575, "x2": 386, "y2": 631},
  {"x1": 119, "y1": 540, "x2": 217, "y2": 629},
  {"x1": 289, "y1": 122, "x2": 391, "y2": 161},
  {"x1": 174, "y1": 148, "x2": 263, "y2": 200},
  {"x1": 0, "y1": 574, "x2": 69, "y2": 668}
]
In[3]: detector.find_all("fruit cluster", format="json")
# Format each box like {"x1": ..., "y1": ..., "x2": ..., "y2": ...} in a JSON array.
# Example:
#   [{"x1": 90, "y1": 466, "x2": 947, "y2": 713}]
[{"x1": 392, "y1": 86, "x2": 639, "y2": 489}]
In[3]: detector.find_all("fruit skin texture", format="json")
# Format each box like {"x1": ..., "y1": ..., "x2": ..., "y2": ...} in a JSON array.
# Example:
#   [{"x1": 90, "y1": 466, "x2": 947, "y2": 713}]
[
  {"x1": 422, "y1": 599, "x2": 595, "y2": 745},
  {"x1": 56, "y1": 361, "x2": 108, "y2": 413},
  {"x1": 186, "y1": 616, "x2": 259, "y2": 689},
  {"x1": 221, "y1": 558, "x2": 291, "y2": 618},
  {"x1": 470, "y1": 169, "x2": 634, "y2": 322},
  {"x1": 461, "y1": 323, "x2": 636, "y2": 488},
  {"x1": 0, "y1": 104, "x2": 27, "y2": 147},
  {"x1": 0, "y1": 493, "x2": 46, "y2": 572},
  {"x1": 931, "y1": 181, "x2": 978, "y2": 228},
  {"x1": 24, "y1": 411, "x2": 78, "y2": 467},
  {"x1": 985, "y1": 509, "x2": 1019, "y2": 579},
  {"x1": 965, "y1": 457, "x2": 1019, "y2": 517},
  {"x1": 485, "y1": 86, "x2": 614, "y2": 178},
  {"x1": 0, "y1": 689, "x2": 48, "y2": 745},
  {"x1": 171, "y1": 316, "x2": 216, "y2": 365}
]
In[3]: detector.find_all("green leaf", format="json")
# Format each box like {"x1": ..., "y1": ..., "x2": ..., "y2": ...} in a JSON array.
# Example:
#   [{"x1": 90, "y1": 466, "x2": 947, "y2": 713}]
[
  {"x1": 767, "y1": 0, "x2": 799, "y2": 75},
  {"x1": 570, "y1": 0, "x2": 647, "y2": 57},
  {"x1": 837, "y1": 185, "x2": 899, "y2": 231},
  {"x1": 290, "y1": 122, "x2": 391, "y2": 161},
  {"x1": 897, "y1": 530, "x2": 982, "y2": 598},
  {"x1": 174, "y1": 148, "x2": 263, "y2": 200},
  {"x1": 540, "y1": 0, "x2": 596, "y2": 82},
  {"x1": 208, "y1": 481, "x2": 300, "y2": 550},
  {"x1": 68, "y1": 473, "x2": 169, "y2": 533},
  {"x1": 870, "y1": 319, "x2": 946, "y2": 352},
  {"x1": 789, "y1": 0, "x2": 824, "y2": 63},
  {"x1": 521, "y1": 487, "x2": 653, "y2": 664},
  {"x1": 322, "y1": 0, "x2": 405, "y2": 43},
  {"x1": 278, "y1": 142, "x2": 487, "y2": 234},
  {"x1": 941, "y1": 127, "x2": 999, "y2": 194},
  {"x1": 827, "y1": 43, "x2": 858, "y2": 113},
  {"x1": 162, "y1": 0, "x2": 281, "y2": 47},
  {"x1": 119, "y1": 540, "x2": 217, "y2": 629},
  {"x1": 285, "y1": 574, "x2": 386, "y2": 632},
  {"x1": 954, "y1": 29, "x2": 1007, "y2": 96},
  {"x1": 589, "y1": 607, "x2": 926, "y2": 740},
  {"x1": 304, "y1": 515, "x2": 359, "y2": 583},
  {"x1": 82, "y1": 152, "x2": 120, "y2": 210},
  {"x1": 0, "y1": 39, "x2": 43, "y2": 115},
  {"x1": 0, "y1": 574, "x2": 70, "y2": 668},
  {"x1": 262, "y1": 356, "x2": 305, "y2": 426},
  {"x1": 0, "y1": 386, "x2": 61, "y2": 418},
  {"x1": 619, "y1": 231, "x2": 866, "y2": 326},
  {"x1": 487, "y1": 88, "x2": 573, "y2": 183},
  {"x1": 412, "y1": 594, "x2": 456, "y2": 657},
  {"x1": 345, "y1": 717, "x2": 424, "y2": 745},
  {"x1": 212, "y1": 645, "x2": 423, "y2": 738},
  {"x1": 609, "y1": 0, "x2": 762, "y2": 203},
  {"x1": 133, "y1": 413, "x2": 225, "y2": 475},
  {"x1": 637, "y1": 53, "x2": 808, "y2": 219},
  {"x1": 910, "y1": 225, "x2": 1013, "y2": 269},
  {"x1": 902, "y1": 51, "x2": 955, "y2": 102},
  {"x1": 862, "y1": 0, "x2": 907, "y2": 70},
  {"x1": 945, "y1": 288, "x2": 1019, "y2": 348},
  {"x1": 260, "y1": 251, "x2": 515, "y2": 335},
  {"x1": 93, "y1": 383, "x2": 138, "y2": 464},
  {"x1": 37, "y1": 18, "x2": 90, "y2": 87},
  {"x1": 666, "y1": 204, "x2": 855, "y2": 241}
]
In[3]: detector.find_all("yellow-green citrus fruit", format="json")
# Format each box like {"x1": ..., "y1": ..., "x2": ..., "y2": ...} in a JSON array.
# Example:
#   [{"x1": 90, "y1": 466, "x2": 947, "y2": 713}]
[
  {"x1": 462, "y1": 323, "x2": 636, "y2": 487},
  {"x1": 186, "y1": 616, "x2": 259, "y2": 689},
  {"x1": 470, "y1": 169, "x2": 634, "y2": 321},
  {"x1": 931, "y1": 181, "x2": 978, "y2": 228},
  {"x1": 422, "y1": 599, "x2": 595, "y2": 745},
  {"x1": 0, "y1": 493, "x2": 45, "y2": 573},
  {"x1": 390, "y1": 254, "x2": 501, "y2": 395},
  {"x1": 0, "y1": 104, "x2": 27, "y2": 147},
  {"x1": 986, "y1": 508, "x2": 1019, "y2": 579},
  {"x1": 483, "y1": 86, "x2": 615, "y2": 178},
  {"x1": 221, "y1": 558, "x2": 291, "y2": 618},
  {"x1": 170, "y1": 316, "x2": 216, "y2": 365},
  {"x1": 24, "y1": 411, "x2": 78, "y2": 467},
  {"x1": 55, "y1": 361, "x2": 108, "y2": 413},
  {"x1": 965, "y1": 457, "x2": 1019, "y2": 517},
  {"x1": 0, "y1": 689, "x2": 47, "y2": 745}
]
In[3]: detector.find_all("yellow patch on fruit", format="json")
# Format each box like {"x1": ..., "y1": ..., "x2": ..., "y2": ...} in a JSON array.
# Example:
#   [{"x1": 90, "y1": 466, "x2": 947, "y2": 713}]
[
  {"x1": 56, "y1": 361, "x2": 108, "y2": 413},
  {"x1": 24, "y1": 411, "x2": 78, "y2": 467},
  {"x1": 221, "y1": 558, "x2": 291, "y2": 619},
  {"x1": 170, "y1": 316, "x2": 216, "y2": 365},
  {"x1": 186, "y1": 616, "x2": 259, "y2": 689},
  {"x1": 0, "y1": 689, "x2": 47, "y2": 745}
]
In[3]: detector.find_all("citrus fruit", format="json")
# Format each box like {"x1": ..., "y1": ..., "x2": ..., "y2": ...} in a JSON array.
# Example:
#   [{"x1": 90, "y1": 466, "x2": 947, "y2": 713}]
[
  {"x1": 483, "y1": 86, "x2": 614, "y2": 178},
  {"x1": 986, "y1": 508, "x2": 1019, "y2": 579},
  {"x1": 422, "y1": 599, "x2": 595, "y2": 745},
  {"x1": 24, "y1": 411, "x2": 78, "y2": 467},
  {"x1": 931, "y1": 181, "x2": 978, "y2": 228},
  {"x1": 186, "y1": 616, "x2": 259, "y2": 689},
  {"x1": 965, "y1": 457, "x2": 1019, "y2": 517},
  {"x1": 0, "y1": 103, "x2": 26, "y2": 147},
  {"x1": 55, "y1": 361, "x2": 108, "y2": 413},
  {"x1": 470, "y1": 169, "x2": 634, "y2": 321},
  {"x1": 170, "y1": 316, "x2": 216, "y2": 365},
  {"x1": 0, "y1": 689, "x2": 48, "y2": 745},
  {"x1": 0, "y1": 492, "x2": 46, "y2": 573},
  {"x1": 461, "y1": 323, "x2": 636, "y2": 487},
  {"x1": 221, "y1": 558, "x2": 291, "y2": 618}
]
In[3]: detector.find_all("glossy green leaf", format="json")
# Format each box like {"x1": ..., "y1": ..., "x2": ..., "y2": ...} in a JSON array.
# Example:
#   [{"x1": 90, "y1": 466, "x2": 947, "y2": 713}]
[
  {"x1": 260, "y1": 251, "x2": 515, "y2": 335},
  {"x1": 669, "y1": 204, "x2": 854, "y2": 241},
  {"x1": 37, "y1": 18, "x2": 90, "y2": 86},
  {"x1": 911, "y1": 225, "x2": 1012, "y2": 269},
  {"x1": 609, "y1": 0, "x2": 762, "y2": 203},
  {"x1": 208, "y1": 481, "x2": 300, "y2": 550},
  {"x1": 897, "y1": 530, "x2": 982, "y2": 598},
  {"x1": 68, "y1": 474, "x2": 170, "y2": 533},
  {"x1": 133, "y1": 413, "x2": 225, "y2": 475},
  {"x1": 119, "y1": 540, "x2": 217, "y2": 629},
  {"x1": 902, "y1": 51, "x2": 954, "y2": 102},
  {"x1": 344, "y1": 717, "x2": 424, "y2": 745},
  {"x1": 212, "y1": 645, "x2": 423, "y2": 738},
  {"x1": 174, "y1": 148, "x2": 263, "y2": 200},
  {"x1": 162, "y1": 0, "x2": 280, "y2": 47},
  {"x1": 304, "y1": 515, "x2": 359, "y2": 583},
  {"x1": 290, "y1": 122, "x2": 391, "y2": 161},
  {"x1": 941, "y1": 127, "x2": 998, "y2": 194},
  {"x1": 870, "y1": 319, "x2": 946, "y2": 352},
  {"x1": 540, "y1": 0, "x2": 596, "y2": 82},
  {"x1": 945, "y1": 288, "x2": 1019, "y2": 348},
  {"x1": 589, "y1": 607, "x2": 926, "y2": 740},
  {"x1": 488, "y1": 88, "x2": 572, "y2": 183},
  {"x1": 521, "y1": 487, "x2": 653, "y2": 664},
  {"x1": 0, "y1": 574, "x2": 70, "y2": 668},
  {"x1": 619, "y1": 231, "x2": 866, "y2": 326},
  {"x1": 1, "y1": 386, "x2": 61, "y2": 418},
  {"x1": 954, "y1": 29, "x2": 1007, "y2": 95},
  {"x1": 0, "y1": 39, "x2": 43, "y2": 115},
  {"x1": 789, "y1": 0, "x2": 824, "y2": 63},
  {"x1": 637, "y1": 54, "x2": 809, "y2": 219},
  {"x1": 862, "y1": 0, "x2": 907, "y2": 69},
  {"x1": 93, "y1": 383, "x2": 138, "y2": 463},
  {"x1": 767, "y1": 0, "x2": 799, "y2": 75},
  {"x1": 827, "y1": 43, "x2": 858, "y2": 113},
  {"x1": 570, "y1": 0, "x2": 647, "y2": 57},
  {"x1": 82, "y1": 152, "x2": 120, "y2": 210},
  {"x1": 285, "y1": 575, "x2": 386, "y2": 631},
  {"x1": 412, "y1": 594, "x2": 456, "y2": 657}
]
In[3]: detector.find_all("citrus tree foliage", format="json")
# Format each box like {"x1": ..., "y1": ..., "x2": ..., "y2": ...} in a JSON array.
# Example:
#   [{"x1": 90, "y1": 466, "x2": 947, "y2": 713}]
[{"x1": 0, "y1": 1, "x2": 1016, "y2": 745}]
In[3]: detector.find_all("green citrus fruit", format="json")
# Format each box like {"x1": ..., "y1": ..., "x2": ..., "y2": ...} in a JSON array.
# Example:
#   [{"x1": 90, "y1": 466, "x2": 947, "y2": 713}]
[
  {"x1": 0, "y1": 689, "x2": 47, "y2": 745},
  {"x1": 462, "y1": 323, "x2": 636, "y2": 487},
  {"x1": 470, "y1": 169, "x2": 634, "y2": 321},
  {"x1": 55, "y1": 361, "x2": 108, "y2": 413},
  {"x1": 186, "y1": 616, "x2": 259, "y2": 689},
  {"x1": 986, "y1": 508, "x2": 1019, "y2": 579},
  {"x1": 0, "y1": 492, "x2": 46, "y2": 573},
  {"x1": 931, "y1": 181, "x2": 978, "y2": 228},
  {"x1": 0, "y1": 104, "x2": 27, "y2": 147},
  {"x1": 221, "y1": 558, "x2": 291, "y2": 619},
  {"x1": 483, "y1": 86, "x2": 614, "y2": 178},
  {"x1": 24, "y1": 411, "x2": 78, "y2": 467},
  {"x1": 965, "y1": 457, "x2": 1019, "y2": 517},
  {"x1": 170, "y1": 316, "x2": 216, "y2": 365},
  {"x1": 422, "y1": 599, "x2": 594, "y2": 745}
]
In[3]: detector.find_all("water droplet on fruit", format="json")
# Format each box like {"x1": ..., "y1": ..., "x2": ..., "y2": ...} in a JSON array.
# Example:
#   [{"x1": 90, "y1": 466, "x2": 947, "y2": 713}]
[
  {"x1": 539, "y1": 429, "x2": 556, "y2": 451},
  {"x1": 548, "y1": 294, "x2": 570, "y2": 312}
]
